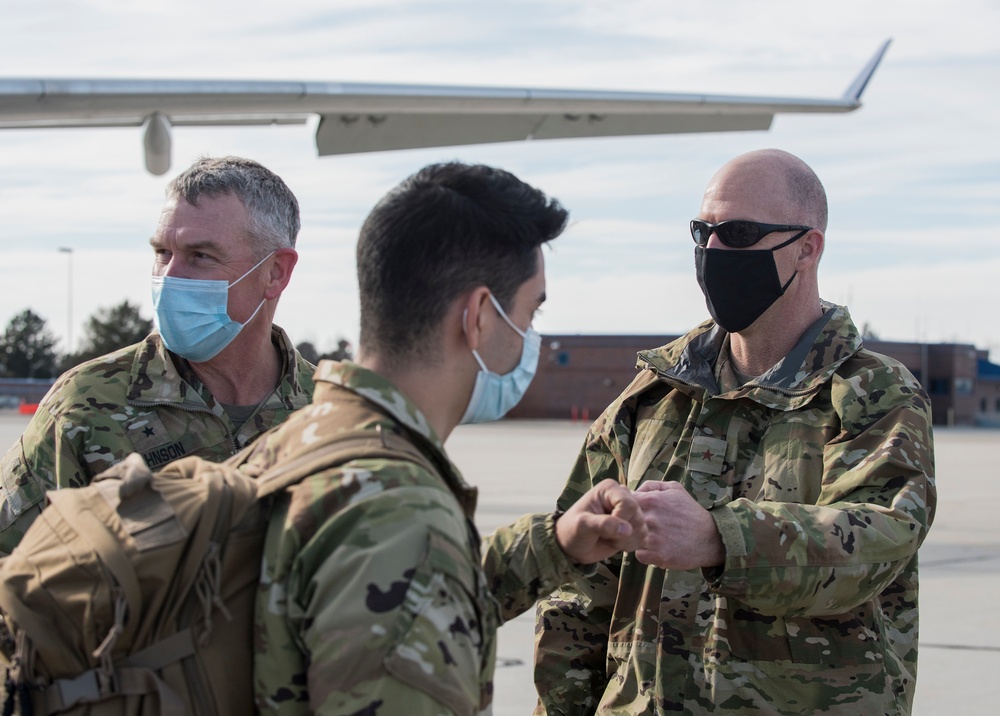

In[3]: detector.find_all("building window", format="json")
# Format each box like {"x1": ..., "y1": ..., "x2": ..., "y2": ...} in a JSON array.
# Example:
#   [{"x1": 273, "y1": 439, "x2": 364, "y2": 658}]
[
  {"x1": 996, "y1": 397, "x2": 1000, "y2": 412},
  {"x1": 929, "y1": 378, "x2": 950, "y2": 395},
  {"x1": 954, "y1": 378, "x2": 973, "y2": 396},
  {"x1": 983, "y1": 397, "x2": 989, "y2": 412}
]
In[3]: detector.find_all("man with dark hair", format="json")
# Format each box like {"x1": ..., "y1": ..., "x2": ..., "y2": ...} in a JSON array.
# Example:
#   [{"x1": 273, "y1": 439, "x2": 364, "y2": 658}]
[
  {"x1": 0, "y1": 156, "x2": 314, "y2": 553},
  {"x1": 356, "y1": 162, "x2": 570, "y2": 367},
  {"x1": 534, "y1": 149, "x2": 936, "y2": 714},
  {"x1": 245, "y1": 161, "x2": 647, "y2": 715}
]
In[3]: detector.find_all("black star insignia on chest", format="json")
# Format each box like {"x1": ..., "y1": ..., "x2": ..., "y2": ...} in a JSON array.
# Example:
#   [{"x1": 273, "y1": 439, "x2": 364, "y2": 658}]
[{"x1": 142, "y1": 426, "x2": 155, "y2": 437}]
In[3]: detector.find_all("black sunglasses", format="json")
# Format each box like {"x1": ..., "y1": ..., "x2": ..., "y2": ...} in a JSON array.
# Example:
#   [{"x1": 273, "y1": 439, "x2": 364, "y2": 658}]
[{"x1": 690, "y1": 219, "x2": 812, "y2": 248}]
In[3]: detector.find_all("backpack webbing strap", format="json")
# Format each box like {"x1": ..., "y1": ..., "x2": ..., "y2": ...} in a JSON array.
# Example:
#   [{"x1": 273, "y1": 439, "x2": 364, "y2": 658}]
[
  {"x1": 123, "y1": 628, "x2": 196, "y2": 672},
  {"x1": 48, "y1": 471, "x2": 231, "y2": 659},
  {"x1": 43, "y1": 666, "x2": 185, "y2": 715},
  {"x1": 172, "y1": 472, "x2": 235, "y2": 644},
  {"x1": 49, "y1": 500, "x2": 144, "y2": 651},
  {"x1": 254, "y1": 426, "x2": 440, "y2": 500}
]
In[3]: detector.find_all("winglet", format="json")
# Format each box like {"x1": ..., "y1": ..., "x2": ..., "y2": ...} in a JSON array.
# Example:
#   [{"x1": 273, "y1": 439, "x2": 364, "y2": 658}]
[{"x1": 842, "y1": 39, "x2": 892, "y2": 104}]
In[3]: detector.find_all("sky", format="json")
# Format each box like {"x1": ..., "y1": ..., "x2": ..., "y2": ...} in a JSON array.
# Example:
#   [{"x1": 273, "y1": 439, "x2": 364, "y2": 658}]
[{"x1": 1, "y1": 0, "x2": 998, "y2": 361}]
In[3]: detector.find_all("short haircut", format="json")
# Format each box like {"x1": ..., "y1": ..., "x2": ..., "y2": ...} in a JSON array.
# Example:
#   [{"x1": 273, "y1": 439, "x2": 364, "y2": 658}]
[
  {"x1": 166, "y1": 156, "x2": 300, "y2": 257},
  {"x1": 357, "y1": 162, "x2": 568, "y2": 363},
  {"x1": 783, "y1": 156, "x2": 828, "y2": 232}
]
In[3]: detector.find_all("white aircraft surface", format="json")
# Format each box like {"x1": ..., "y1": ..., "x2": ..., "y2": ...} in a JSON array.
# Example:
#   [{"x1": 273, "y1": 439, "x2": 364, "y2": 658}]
[{"x1": 0, "y1": 41, "x2": 889, "y2": 175}]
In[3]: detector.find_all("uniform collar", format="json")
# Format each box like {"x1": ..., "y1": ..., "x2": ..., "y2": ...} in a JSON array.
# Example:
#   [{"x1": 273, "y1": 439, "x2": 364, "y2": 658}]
[
  {"x1": 312, "y1": 360, "x2": 445, "y2": 450},
  {"x1": 126, "y1": 325, "x2": 304, "y2": 410},
  {"x1": 638, "y1": 302, "x2": 863, "y2": 409},
  {"x1": 312, "y1": 359, "x2": 477, "y2": 515}
]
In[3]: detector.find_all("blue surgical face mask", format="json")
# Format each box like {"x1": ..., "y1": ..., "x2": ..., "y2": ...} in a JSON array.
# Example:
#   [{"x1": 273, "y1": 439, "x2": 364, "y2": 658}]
[
  {"x1": 460, "y1": 292, "x2": 541, "y2": 425},
  {"x1": 151, "y1": 252, "x2": 273, "y2": 363}
]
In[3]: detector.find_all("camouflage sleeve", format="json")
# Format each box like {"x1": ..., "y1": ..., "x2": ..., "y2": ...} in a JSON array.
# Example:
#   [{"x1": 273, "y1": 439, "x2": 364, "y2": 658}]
[
  {"x1": 708, "y1": 361, "x2": 936, "y2": 616},
  {"x1": 0, "y1": 402, "x2": 92, "y2": 554},
  {"x1": 256, "y1": 477, "x2": 490, "y2": 716},
  {"x1": 482, "y1": 511, "x2": 592, "y2": 623},
  {"x1": 533, "y1": 415, "x2": 627, "y2": 716}
]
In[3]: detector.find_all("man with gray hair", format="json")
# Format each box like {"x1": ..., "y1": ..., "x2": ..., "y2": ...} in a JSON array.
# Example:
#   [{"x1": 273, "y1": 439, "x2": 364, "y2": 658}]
[{"x1": 0, "y1": 156, "x2": 315, "y2": 553}]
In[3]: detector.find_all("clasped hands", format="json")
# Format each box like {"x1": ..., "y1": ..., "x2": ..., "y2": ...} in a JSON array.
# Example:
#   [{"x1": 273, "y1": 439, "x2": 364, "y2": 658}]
[{"x1": 554, "y1": 480, "x2": 725, "y2": 569}]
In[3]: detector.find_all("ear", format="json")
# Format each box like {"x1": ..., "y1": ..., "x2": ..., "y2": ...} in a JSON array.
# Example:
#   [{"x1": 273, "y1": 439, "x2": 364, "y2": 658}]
[
  {"x1": 796, "y1": 229, "x2": 824, "y2": 270},
  {"x1": 264, "y1": 248, "x2": 298, "y2": 300},
  {"x1": 459, "y1": 286, "x2": 493, "y2": 352}
]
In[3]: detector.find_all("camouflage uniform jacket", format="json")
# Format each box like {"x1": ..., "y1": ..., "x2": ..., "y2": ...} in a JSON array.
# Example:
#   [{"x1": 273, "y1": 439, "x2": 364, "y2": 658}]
[
  {"x1": 247, "y1": 360, "x2": 583, "y2": 716},
  {"x1": 0, "y1": 326, "x2": 314, "y2": 554},
  {"x1": 535, "y1": 303, "x2": 936, "y2": 715}
]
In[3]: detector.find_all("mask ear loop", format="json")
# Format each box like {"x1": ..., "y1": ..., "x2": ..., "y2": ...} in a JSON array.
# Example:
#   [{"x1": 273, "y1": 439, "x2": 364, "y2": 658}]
[
  {"x1": 488, "y1": 293, "x2": 528, "y2": 339},
  {"x1": 228, "y1": 250, "x2": 276, "y2": 287},
  {"x1": 767, "y1": 229, "x2": 810, "y2": 253},
  {"x1": 240, "y1": 297, "x2": 268, "y2": 328},
  {"x1": 226, "y1": 251, "x2": 276, "y2": 327},
  {"x1": 769, "y1": 229, "x2": 808, "y2": 295}
]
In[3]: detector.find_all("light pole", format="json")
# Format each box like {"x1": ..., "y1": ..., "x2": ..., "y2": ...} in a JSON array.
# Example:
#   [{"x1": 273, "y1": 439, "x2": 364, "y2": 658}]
[{"x1": 58, "y1": 247, "x2": 73, "y2": 354}]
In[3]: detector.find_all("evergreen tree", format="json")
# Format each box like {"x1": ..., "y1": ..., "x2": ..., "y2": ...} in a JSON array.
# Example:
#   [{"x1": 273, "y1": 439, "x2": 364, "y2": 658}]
[
  {"x1": 63, "y1": 300, "x2": 153, "y2": 369},
  {"x1": 0, "y1": 309, "x2": 61, "y2": 378}
]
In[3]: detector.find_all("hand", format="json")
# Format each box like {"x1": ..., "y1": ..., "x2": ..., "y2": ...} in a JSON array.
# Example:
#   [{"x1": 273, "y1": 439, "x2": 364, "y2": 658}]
[
  {"x1": 633, "y1": 481, "x2": 725, "y2": 570},
  {"x1": 555, "y1": 480, "x2": 647, "y2": 565}
]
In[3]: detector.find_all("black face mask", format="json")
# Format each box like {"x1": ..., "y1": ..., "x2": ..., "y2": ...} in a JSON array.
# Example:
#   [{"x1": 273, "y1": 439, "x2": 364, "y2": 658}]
[{"x1": 694, "y1": 232, "x2": 803, "y2": 333}]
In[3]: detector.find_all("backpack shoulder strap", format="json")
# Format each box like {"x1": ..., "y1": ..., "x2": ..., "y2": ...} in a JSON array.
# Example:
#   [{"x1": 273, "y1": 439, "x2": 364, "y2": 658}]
[{"x1": 252, "y1": 425, "x2": 440, "y2": 500}]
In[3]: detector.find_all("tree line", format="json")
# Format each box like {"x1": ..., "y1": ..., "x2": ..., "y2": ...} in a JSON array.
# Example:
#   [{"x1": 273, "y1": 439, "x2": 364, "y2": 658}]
[
  {"x1": 0, "y1": 302, "x2": 153, "y2": 379},
  {"x1": 0, "y1": 301, "x2": 352, "y2": 379}
]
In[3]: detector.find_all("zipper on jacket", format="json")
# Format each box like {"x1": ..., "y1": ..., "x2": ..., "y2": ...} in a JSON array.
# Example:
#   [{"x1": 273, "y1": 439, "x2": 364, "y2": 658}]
[
  {"x1": 643, "y1": 363, "x2": 820, "y2": 401},
  {"x1": 129, "y1": 399, "x2": 240, "y2": 454}
]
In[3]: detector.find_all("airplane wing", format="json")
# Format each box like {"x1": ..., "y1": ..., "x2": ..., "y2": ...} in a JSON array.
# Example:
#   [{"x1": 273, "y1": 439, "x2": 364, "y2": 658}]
[{"x1": 0, "y1": 40, "x2": 890, "y2": 175}]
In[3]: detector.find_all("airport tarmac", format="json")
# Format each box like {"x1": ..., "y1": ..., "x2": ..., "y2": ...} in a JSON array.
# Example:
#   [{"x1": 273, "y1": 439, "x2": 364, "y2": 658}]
[{"x1": 0, "y1": 411, "x2": 996, "y2": 715}]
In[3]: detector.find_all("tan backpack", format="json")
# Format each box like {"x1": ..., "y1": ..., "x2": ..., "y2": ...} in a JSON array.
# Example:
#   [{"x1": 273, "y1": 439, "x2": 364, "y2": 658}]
[{"x1": 0, "y1": 427, "x2": 436, "y2": 716}]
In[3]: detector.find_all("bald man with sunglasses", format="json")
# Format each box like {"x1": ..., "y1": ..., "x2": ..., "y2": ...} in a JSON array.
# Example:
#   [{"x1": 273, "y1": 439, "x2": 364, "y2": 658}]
[{"x1": 534, "y1": 149, "x2": 936, "y2": 715}]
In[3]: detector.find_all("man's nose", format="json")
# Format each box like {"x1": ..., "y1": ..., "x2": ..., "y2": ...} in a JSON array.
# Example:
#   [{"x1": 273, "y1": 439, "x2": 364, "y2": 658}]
[{"x1": 705, "y1": 231, "x2": 728, "y2": 250}]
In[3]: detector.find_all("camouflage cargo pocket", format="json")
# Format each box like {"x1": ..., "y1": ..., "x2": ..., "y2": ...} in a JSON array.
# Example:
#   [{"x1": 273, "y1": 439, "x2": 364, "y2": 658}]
[
  {"x1": 700, "y1": 605, "x2": 893, "y2": 712},
  {"x1": 0, "y1": 441, "x2": 46, "y2": 536},
  {"x1": 759, "y1": 420, "x2": 830, "y2": 504},
  {"x1": 700, "y1": 656, "x2": 893, "y2": 714},
  {"x1": 383, "y1": 527, "x2": 485, "y2": 716},
  {"x1": 708, "y1": 602, "x2": 885, "y2": 669},
  {"x1": 626, "y1": 418, "x2": 682, "y2": 488},
  {"x1": 784, "y1": 609, "x2": 887, "y2": 668}
]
